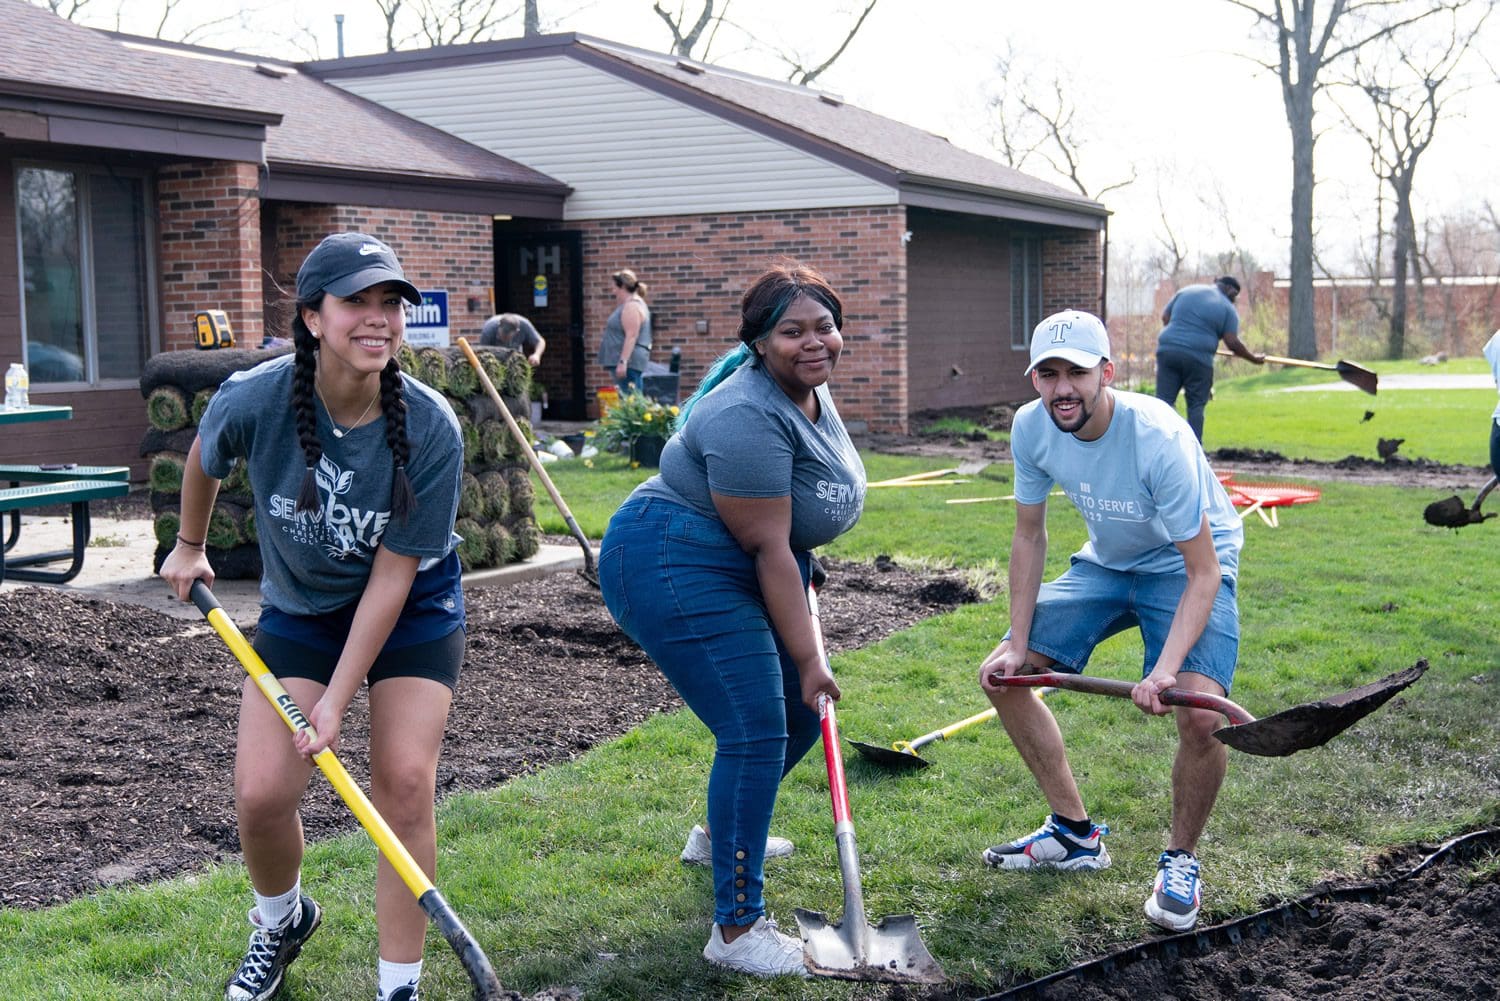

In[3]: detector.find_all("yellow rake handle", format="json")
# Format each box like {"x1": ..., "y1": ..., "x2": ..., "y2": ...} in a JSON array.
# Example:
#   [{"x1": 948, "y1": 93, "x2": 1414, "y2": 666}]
[
  {"x1": 190, "y1": 582, "x2": 507, "y2": 999},
  {"x1": 191, "y1": 583, "x2": 434, "y2": 899}
]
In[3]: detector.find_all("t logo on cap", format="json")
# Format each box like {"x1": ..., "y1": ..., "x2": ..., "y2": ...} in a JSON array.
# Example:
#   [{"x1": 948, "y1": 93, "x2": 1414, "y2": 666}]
[{"x1": 1026, "y1": 309, "x2": 1111, "y2": 375}]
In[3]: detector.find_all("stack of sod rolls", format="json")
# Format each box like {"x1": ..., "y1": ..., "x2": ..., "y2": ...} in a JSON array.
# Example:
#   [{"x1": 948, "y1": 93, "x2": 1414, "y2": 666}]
[{"x1": 139, "y1": 344, "x2": 542, "y2": 578}]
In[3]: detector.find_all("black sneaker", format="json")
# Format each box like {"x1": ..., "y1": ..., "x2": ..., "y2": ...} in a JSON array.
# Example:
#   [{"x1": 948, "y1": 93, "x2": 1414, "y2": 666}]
[
  {"x1": 225, "y1": 894, "x2": 322, "y2": 1001},
  {"x1": 381, "y1": 984, "x2": 419, "y2": 1001}
]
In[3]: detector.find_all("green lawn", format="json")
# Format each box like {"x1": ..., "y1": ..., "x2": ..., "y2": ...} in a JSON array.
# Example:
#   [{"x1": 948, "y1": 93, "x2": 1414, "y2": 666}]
[{"x1": 4, "y1": 368, "x2": 1498, "y2": 999}]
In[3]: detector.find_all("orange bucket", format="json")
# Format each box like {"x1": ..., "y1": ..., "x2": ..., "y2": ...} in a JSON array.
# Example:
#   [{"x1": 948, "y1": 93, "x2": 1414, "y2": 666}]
[{"x1": 595, "y1": 386, "x2": 619, "y2": 420}]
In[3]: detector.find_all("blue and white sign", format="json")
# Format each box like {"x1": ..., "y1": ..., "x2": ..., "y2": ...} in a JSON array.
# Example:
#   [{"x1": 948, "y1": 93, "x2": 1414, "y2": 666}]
[{"x1": 404, "y1": 290, "x2": 449, "y2": 347}]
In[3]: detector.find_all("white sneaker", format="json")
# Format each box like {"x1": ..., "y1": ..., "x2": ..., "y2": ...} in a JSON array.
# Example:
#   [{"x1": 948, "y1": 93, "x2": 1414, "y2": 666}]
[
  {"x1": 702, "y1": 917, "x2": 809, "y2": 977},
  {"x1": 680, "y1": 825, "x2": 795, "y2": 866}
]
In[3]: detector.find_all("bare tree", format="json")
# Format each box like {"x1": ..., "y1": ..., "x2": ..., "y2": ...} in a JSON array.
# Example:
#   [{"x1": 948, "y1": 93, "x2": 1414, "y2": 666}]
[
  {"x1": 1335, "y1": 3, "x2": 1493, "y2": 358},
  {"x1": 776, "y1": 0, "x2": 878, "y2": 85},
  {"x1": 1225, "y1": 0, "x2": 1462, "y2": 359},
  {"x1": 652, "y1": 0, "x2": 721, "y2": 58},
  {"x1": 653, "y1": 0, "x2": 876, "y2": 84},
  {"x1": 39, "y1": 0, "x2": 91, "y2": 17},
  {"x1": 524, "y1": 0, "x2": 539, "y2": 35},
  {"x1": 986, "y1": 44, "x2": 1134, "y2": 201}
]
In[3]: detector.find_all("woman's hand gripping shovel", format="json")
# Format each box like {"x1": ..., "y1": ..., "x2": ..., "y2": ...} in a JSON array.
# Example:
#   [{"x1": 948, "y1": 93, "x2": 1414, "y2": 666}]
[
  {"x1": 189, "y1": 581, "x2": 508, "y2": 1001},
  {"x1": 794, "y1": 582, "x2": 945, "y2": 983}
]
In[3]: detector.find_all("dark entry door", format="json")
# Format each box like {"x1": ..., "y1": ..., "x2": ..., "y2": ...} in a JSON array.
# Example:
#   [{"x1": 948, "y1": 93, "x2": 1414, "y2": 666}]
[{"x1": 493, "y1": 228, "x2": 585, "y2": 419}]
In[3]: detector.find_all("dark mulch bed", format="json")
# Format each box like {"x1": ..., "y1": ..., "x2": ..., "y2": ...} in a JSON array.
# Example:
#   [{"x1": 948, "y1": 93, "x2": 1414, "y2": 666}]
[
  {"x1": 0, "y1": 555, "x2": 980, "y2": 910},
  {"x1": 5, "y1": 441, "x2": 1497, "y2": 997}
]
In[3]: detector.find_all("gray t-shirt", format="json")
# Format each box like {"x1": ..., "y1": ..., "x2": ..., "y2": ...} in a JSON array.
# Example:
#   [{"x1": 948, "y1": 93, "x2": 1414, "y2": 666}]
[
  {"x1": 480, "y1": 313, "x2": 541, "y2": 354},
  {"x1": 1157, "y1": 284, "x2": 1240, "y2": 359},
  {"x1": 198, "y1": 353, "x2": 463, "y2": 616},
  {"x1": 634, "y1": 362, "x2": 865, "y2": 551}
]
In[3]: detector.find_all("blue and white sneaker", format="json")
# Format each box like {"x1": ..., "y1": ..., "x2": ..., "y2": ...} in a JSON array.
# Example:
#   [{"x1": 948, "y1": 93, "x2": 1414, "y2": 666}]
[
  {"x1": 982, "y1": 816, "x2": 1111, "y2": 870},
  {"x1": 1145, "y1": 850, "x2": 1201, "y2": 931}
]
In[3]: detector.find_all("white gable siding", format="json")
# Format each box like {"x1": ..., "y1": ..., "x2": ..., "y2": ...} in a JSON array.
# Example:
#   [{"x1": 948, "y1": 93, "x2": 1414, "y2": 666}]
[{"x1": 330, "y1": 56, "x2": 895, "y2": 219}]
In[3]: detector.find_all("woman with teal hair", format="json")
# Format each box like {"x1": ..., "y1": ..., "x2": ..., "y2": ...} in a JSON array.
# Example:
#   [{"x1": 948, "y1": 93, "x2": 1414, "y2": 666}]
[{"x1": 597, "y1": 262, "x2": 866, "y2": 978}]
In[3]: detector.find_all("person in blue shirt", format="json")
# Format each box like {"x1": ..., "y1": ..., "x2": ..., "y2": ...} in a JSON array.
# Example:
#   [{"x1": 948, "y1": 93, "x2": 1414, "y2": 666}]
[
  {"x1": 598, "y1": 263, "x2": 865, "y2": 978},
  {"x1": 1155, "y1": 276, "x2": 1264, "y2": 442},
  {"x1": 977, "y1": 309, "x2": 1245, "y2": 934}
]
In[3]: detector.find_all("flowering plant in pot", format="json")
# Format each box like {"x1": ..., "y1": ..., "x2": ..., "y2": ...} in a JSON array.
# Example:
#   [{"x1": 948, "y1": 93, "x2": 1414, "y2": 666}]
[{"x1": 594, "y1": 391, "x2": 678, "y2": 465}]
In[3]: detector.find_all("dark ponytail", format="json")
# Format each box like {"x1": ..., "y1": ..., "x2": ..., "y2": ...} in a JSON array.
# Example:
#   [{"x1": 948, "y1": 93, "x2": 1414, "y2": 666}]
[
  {"x1": 290, "y1": 297, "x2": 324, "y2": 515},
  {"x1": 381, "y1": 359, "x2": 416, "y2": 523}
]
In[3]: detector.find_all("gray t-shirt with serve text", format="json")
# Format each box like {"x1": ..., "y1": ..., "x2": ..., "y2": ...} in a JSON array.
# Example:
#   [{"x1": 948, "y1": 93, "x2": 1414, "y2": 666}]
[
  {"x1": 198, "y1": 354, "x2": 463, "y2": 616},
  {"x1": 633, "y1": 361, "x2": 865, "y2": 551}
]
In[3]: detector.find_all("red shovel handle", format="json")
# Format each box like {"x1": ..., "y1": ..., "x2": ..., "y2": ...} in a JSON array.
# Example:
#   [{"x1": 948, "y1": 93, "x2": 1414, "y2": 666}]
[
  {"x1": 818, "y1": 694, "x2": 853, "y2": 824},
  {"x1": 987, "y1": 672, "x2": 1256, "y2": 726},
  {"x1": 807, "y1": 582, "x2": 853, "y2": 825}
]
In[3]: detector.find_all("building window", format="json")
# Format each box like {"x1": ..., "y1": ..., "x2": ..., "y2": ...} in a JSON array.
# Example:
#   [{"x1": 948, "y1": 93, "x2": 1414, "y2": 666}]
[
  {"x1": 16, "y1": 164, "x2": 155, "y2": 386},
  {"x1": 1010, "y1": 235, "x2": 1043, "y2": 349}
]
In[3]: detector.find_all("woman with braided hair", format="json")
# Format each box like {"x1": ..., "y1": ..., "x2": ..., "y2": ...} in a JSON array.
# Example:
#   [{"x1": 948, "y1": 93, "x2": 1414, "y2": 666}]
[{"x1": 160, "y1": 233, "x2": 464, "y2": 1001}]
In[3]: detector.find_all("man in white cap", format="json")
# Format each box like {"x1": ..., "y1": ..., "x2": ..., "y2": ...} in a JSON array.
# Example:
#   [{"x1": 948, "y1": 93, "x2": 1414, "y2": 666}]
[{"x1": 976, "y1": 309, "x2": 1246, "y2": 933}]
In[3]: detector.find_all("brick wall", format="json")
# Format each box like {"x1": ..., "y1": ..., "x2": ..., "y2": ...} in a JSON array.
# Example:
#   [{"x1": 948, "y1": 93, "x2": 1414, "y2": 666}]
[
  {"x1": 156, "y1": 161, "x2": 263, "y2": 351},
  {"x1": 1041, "y1": 227, "x2": 1105, "y2": 319},
  {"x1": 523, "y1": 204, "x2": 910, "y2": 432},
  {"x1": 264, "y1": 204, "x2": 494, "y2": 343}
]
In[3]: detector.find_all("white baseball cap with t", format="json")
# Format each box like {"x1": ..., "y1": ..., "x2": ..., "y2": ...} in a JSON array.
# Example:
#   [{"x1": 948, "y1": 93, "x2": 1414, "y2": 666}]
[{"x1": 1025, "y1": 310, "x2": 1112, "y2": 375}]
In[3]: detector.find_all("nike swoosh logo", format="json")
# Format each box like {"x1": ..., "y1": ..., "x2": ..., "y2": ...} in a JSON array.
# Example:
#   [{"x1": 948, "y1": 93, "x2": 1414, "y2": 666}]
[{"x1": 359, "y1": 244, "x2": 382, "y2": 255}]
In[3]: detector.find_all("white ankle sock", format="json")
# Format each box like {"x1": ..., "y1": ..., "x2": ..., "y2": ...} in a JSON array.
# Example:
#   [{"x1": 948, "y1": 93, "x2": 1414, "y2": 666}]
[
  {"x1": 253, "y1": 881, "x2": 301, "y2": 930},
  {"x1": 377, "y1": 958, "x2": 422, "y2": 999}
]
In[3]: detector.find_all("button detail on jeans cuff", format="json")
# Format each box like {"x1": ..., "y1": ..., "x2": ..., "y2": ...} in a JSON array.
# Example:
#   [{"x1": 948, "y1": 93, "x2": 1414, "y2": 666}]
[
  {"x1": 735, "y1": 878, "x2": 745, "y2": 888},
  {"x1": 736, "y1": 893, "x2": 746, "y2": 902},
  {"x1": 735, "y1": 864, "x2": 744, "y2": 873},
  {"x1": 736, "y1": 908, "x2": 746, "y2": 916},
  {"x1": 735, "y1": 849, "x2": 746, "y2": 860}
]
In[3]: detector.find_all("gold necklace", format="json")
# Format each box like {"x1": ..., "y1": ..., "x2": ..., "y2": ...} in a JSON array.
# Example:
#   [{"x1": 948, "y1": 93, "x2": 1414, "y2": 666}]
[{"x1": 315, "y1": 378, "x2": 380, "y2": 438}]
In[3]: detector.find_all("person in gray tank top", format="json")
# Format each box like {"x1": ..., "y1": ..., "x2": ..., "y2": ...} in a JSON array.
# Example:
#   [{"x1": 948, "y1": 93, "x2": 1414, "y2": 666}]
[
  {"x1": 597, "y1": 267, "x2": 652, "y2": 395},
  {"x1": 160, "y1": 233, "x2": 465, "y2": 1001},
  {"x1": 599, "y1": 263, "x2": 866, "y2": 978}
]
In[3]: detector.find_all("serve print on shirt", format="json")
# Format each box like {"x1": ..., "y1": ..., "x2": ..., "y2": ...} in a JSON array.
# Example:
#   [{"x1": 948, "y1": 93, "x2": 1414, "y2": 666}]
[{"x1": 267, "y1": 453, "x2": 392, "y2": 560}]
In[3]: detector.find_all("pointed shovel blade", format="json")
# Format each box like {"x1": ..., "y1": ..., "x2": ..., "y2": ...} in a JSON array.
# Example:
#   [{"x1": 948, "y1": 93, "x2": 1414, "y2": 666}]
[
  {"x1": 795, "y1": 908, "x2": 945, "y2": 984},
  {"x1": 1213, "y1": 662, "x2": 1426, "y2": 756}
]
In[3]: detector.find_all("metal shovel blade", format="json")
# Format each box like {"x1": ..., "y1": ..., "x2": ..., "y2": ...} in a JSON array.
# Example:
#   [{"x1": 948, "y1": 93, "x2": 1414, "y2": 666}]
[
  {"x1": 848, "y1": 739, "x2": 930, "y2": 770},
  {"x1": 1214, "y1": 661, "x2": 1427, "y2": 757},
  {"x1": 795, "y1": 907, "x2": 945, "y2": 984}
]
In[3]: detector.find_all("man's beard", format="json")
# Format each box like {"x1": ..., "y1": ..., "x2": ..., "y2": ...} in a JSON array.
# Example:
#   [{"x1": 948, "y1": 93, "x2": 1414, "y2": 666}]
[{"x1": 1047, "y1": 382, "x2": 1102, "y2": 433}]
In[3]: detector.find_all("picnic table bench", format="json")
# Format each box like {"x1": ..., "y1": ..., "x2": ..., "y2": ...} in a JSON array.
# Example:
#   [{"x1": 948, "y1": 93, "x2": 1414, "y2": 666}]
[{"x1": 1, "y1": 468, "x2": 131, "y2": 585}]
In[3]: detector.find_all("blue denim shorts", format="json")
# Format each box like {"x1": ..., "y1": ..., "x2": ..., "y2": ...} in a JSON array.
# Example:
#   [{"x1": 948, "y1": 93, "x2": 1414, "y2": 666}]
[{"x1": 1010, "y1": 558, "x2": 1240, "y2": 694}]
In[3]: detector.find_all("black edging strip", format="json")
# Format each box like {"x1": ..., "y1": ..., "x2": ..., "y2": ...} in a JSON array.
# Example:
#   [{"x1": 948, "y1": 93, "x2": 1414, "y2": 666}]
[{"x1": 975, "y1": 828, "x2": 1500, "y2": 1001}]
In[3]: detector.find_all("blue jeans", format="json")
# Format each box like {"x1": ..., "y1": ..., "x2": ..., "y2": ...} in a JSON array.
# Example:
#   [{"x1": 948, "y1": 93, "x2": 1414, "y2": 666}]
[
  {"x1": 1008, "y1": 558, "x2": 1240, "y2": 695},
  {"x1": 599, "y1": 495, "x2": 819, "y2": 926},
  {"x1": 1156, "y1": 348, "x2": 1216, "y2": 443},
  {"x1": 613, "y1": 368, "x2": 644, "y2": 396}
]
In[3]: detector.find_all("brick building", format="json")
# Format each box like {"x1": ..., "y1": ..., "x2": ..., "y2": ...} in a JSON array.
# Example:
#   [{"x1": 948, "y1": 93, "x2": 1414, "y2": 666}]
[
  {"x1": 2, "y1": 7, "x2": 1106, "y2": 475},
  {"x1": 315, "y1": 34, "x2": 1107, "y2": 426}
]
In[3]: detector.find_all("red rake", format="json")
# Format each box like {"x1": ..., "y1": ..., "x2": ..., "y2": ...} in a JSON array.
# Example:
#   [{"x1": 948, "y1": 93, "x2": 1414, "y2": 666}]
[{"x1": 1224, "y1": 480, "x2": 1321, "y2": 528}]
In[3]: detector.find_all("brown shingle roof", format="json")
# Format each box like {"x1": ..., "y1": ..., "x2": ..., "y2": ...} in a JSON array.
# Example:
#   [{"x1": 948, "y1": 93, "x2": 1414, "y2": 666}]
[
  {"x1": 0, "y1": 0, "x2": 277, "y2": 122},
  {"x1": 0, "y1": 1, "x2": 565, "y2": 190},
  {"x1": 580, "y1": 38, "x2": 1102, "y2": 213}
]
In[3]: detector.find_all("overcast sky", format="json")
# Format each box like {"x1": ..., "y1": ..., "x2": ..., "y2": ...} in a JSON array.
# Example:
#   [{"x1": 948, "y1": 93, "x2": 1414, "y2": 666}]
[{"x1": 90, "y1": 0, "x2": 1500, "y2": 276}]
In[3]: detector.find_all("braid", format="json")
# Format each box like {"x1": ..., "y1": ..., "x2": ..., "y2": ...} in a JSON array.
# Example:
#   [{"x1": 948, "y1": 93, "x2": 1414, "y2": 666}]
[
  {"x1": 290, "y1": 313, "x2": 324, "y2": 515},
  {"x1": 381, "y1": 359, "x2": 416, "y2": 523}
]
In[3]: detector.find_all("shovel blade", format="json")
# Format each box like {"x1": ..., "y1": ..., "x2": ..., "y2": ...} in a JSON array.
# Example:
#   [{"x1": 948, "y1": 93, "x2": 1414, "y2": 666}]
[
  {"x1": 1213, "y1": 661, "x2": 1426, "y2": 756},
  {"x1": 795, "y1": 908, "x2": 945, "y2": 984},
  {"x1": 848, "y1": 739, "x2": 929, "y2": 771}
]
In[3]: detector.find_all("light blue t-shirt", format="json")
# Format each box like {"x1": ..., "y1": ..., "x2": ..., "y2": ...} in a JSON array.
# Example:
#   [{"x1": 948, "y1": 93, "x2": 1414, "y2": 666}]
[
  {"x1": 198, "y1": 353, "x2": 464, "y2": 616},
  {"x1": 1485, "y1": 330, "x2": 1500, "y2": 422},
  {"x1": 1012, "y1": 390, "x2": 1243, "y2": 579},
  {"x1": 633, "y1": 361, "x2": 865, "y2": 552},
  {"x1": 1157, "y1": 284, "x2": 1240, "y2": 359}
]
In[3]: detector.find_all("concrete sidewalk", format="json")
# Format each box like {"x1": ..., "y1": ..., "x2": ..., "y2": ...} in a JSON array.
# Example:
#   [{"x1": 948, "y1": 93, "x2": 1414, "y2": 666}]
[{"x1": 2, "y1": 509, "x2": 594, "y2": 625}]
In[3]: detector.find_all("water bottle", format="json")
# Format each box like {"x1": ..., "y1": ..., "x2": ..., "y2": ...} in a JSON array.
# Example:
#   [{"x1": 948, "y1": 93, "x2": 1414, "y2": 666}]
[{"x1": 4, "y1": 363, "x2": 28, "y2": 409}]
